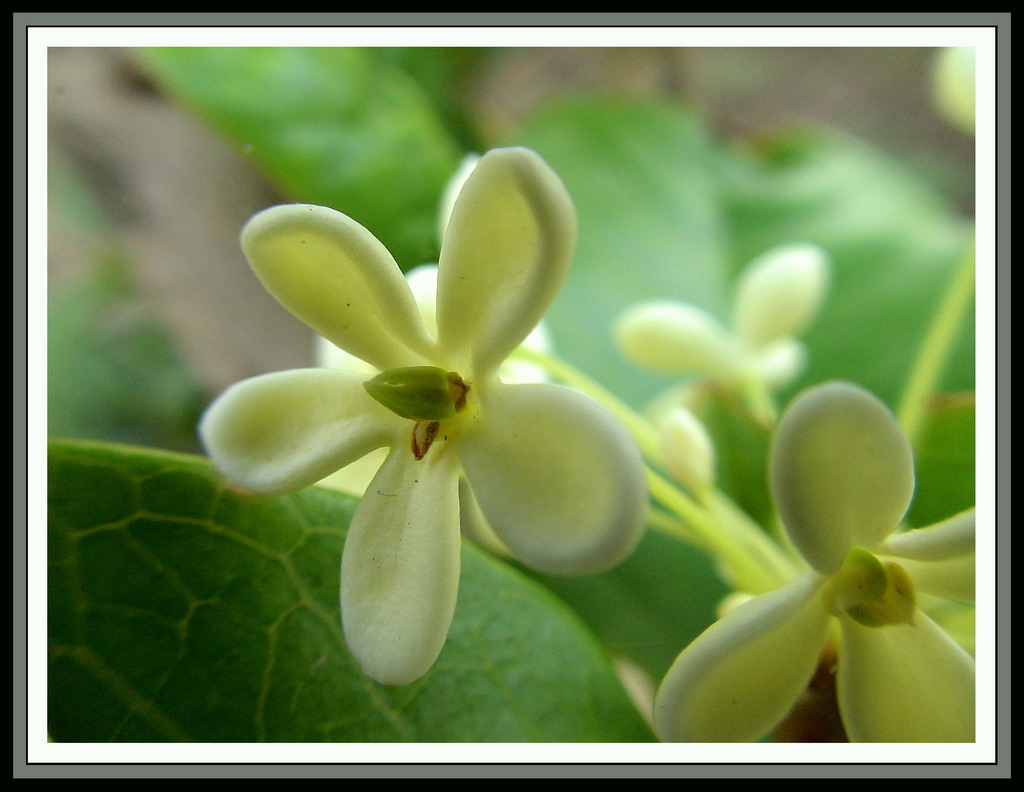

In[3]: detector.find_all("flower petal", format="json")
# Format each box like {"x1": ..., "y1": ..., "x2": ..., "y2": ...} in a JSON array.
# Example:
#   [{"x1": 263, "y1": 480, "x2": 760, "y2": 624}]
[
  {"x1": 457, "y1": 382, "x2": 647, "y2": 575},
  {"x1": 199, "y1": 368, "x2": 403, "y2": 494},
  {"x1": 900, "y1": 555, "x2": 976, "y2": 604},
  {"x1": 837, "y1": 611, "x2": 975, "y2": 742},
  {"x1": 614, "y1": 301, "x2": 741, "y2": 379},
  {"x1": 340, "y1": 446, "x2": 462, "y2": 686},
  {"x1": 435, "y1": 147, "x2": 576, "y2": 378},
  {"x1": 732, "y1": 243, "x2": 829, "y2": 349},
  {"x1": 242, "y1": 204, "x2": 435, "y2": 371},
  {"x1": 770, "y1": 382, "x2": 915, "y2": 574},
  {"x1": 654, "y1": 574, "x2": 831, "y2": 742},
  {"x1": 457, "y1": 477, "x2": 513, "y2": 559},
  {"x1": 882, "y1": 508, "x2": 975, "y2": 561}
]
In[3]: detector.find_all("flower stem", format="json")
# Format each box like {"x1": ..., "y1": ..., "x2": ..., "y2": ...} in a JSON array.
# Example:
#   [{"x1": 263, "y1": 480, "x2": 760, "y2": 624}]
[{"x1": 897, "y1": 242, "x2": 976, "y2": 443}]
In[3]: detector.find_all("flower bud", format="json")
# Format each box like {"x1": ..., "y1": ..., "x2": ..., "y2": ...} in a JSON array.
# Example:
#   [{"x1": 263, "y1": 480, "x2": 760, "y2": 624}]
[
  {"x1": 661, "y1": 408, "x2": 716, "y2": 490},
  {"x1": 732, "y1": 243, "x2": 829, "y2": 349},
  {"x1": 614, "y1": 301, "x2": 739, "y2": 379},
  {"x1": 364, "y1": 366, "x2": 468, "y2": 421}
]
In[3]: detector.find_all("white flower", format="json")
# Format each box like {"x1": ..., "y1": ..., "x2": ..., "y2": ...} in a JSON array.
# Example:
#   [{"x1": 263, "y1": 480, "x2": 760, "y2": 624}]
[
  {"x1": 654, "y1": 381, "x2": 975, "y2": 742},
  {"x1": 200, "y1": 147, "x2": 648, "y2": 686},
  {"x1": 615, "y1": 243, "x2": 829, "y2": 392}
]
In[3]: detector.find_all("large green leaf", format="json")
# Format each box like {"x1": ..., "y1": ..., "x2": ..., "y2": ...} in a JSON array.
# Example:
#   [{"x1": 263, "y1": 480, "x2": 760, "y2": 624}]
[
  {"x1": 137, "y1": 47, "x2": 460, "y2": 269},
  {"x1": 529, "y1": 527, "x2": 729, "y2": 682},
  {"x1": 48, "y1": 440, "x2": 654, "y2": 742},
  {"x1": 515, "y1": 99, "x2": 973, "y2": 410}
]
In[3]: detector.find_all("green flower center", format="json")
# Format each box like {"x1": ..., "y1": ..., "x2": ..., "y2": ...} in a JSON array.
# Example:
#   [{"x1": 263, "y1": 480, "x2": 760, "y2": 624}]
[
  {"x1": 364, "y1": 366, "x2": 474, "y2": 461},
  {"x1": 364, "y1": 366, "x2": 469, "y2": 421},
  {"x1": 821, "y1": 547, "x2": 916, "y2": 628}
]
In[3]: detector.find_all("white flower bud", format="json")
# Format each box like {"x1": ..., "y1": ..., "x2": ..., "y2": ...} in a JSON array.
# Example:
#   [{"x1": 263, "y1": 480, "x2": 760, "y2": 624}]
[
  {"x1": 661, "y1": 407, "x2": 716, "y2": 490},
  {"x1": 614, "y1": 301, "x2": 740, "y2": 379},
  {"x1": 732, "y1": 243, "x2": 829, "y2": 350}
]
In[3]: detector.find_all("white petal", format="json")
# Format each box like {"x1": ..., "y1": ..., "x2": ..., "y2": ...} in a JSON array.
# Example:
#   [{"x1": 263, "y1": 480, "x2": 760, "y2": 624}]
[
  {"x1": 316, "y1": 447, "x2": 388, "y2": 497},
  {"x1": 458, "y1": 477, "x2": 513, "y2": 559},
  {"x1": 900, "y1": 555, "x2": 976, "y2": 604},
  {"x1": 199, "y1": 368, "x2": 403, "y2": 494},
  {"x1": 437, "y1": 153, "x2": 481, "y2": 244},
  {"x1": 457, "y1": 382, "x2": 647, "y2": 575},
  {"x1": 315, "y1": 334, "x2": 376, "y2": 376},
  {"x1": 770, "y1": 382, "x2": 915, "y2": 574},
  {"x1": 404, "y1": 264, "x2": 441, "y2": 338},
  {"x1": 654, "y1": 574, "x2": 831, "y2": 743},
  {"x1": 613, "y1": 301, "x2": 741, "y2": 379},
  {"x1": 435, "y1": 147, "x2": 576, "y2": 378},
  {"x1": 837, "y1": 611, "x2": 975, "y2": 742},
  {"x1": 242, "y1": 204, "x2": 435, "y2": 372},
  {"x1": 882, "y1": 508, "x2": 975, "y2": 561},
  {"x1": 732, "y1": 243, "x2": 830, "y2": 349},
  {"x1": 340, "y1": 446, "x2": 462, "y2": 686}
]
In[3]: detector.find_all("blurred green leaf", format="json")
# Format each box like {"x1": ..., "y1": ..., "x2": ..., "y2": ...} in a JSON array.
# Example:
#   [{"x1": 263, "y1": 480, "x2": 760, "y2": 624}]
[
  {"x1": 529, "y1": 525, "x2": 729, "y2": 682},
  {"x1": 49, "y1": 440, "x2": 654, "y2": 742},
  {"x1": 138, "y1": 47, "x2": 461, "y2": 268},
  {"x1": 723, "y1": 130, "x2": 975, "y2": 407},
  {"x1": 906, "y1": 393, "x2": 975, "y2": 528},
  {"x1": 515, "y1": 99, "x2": 973, "y2": 411},
  {"x1": 48, "y1": 256, "x2": 205, "y2": 453},
  {"x1": 366, "y1": 47, "x2": 487, "y2": 150}
]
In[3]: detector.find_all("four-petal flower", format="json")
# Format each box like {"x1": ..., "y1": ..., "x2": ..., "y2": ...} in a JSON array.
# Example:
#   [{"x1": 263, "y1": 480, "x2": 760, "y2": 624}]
[
  {"x1": 200, "y1": 147, "x2": 648, "y2": 686},
  {"x1": 654, "y1": 381, "x2": 975, "y2": 742}
]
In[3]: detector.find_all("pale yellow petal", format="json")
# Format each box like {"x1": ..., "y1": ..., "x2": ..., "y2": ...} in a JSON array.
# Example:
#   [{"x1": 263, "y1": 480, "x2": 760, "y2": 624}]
[
  {"x1": 435, "y1": 147, "x2": 576, "y2": 378},
  {"x1": 242, "y1": 204, "x2": 434, "y2": 371},
  {"x1": 654, "y1": 574, "x2": 831, "y2": 742},
  {"x1": 199, "y1": 368, "x2": 402, "y2": 494},
  {"x1": 457, "y1": 382, "x2": 647, "y2": 575},
  {"x1": 340, "y1": 446, "x2": 462, "y2": 686},
  {"x1": 770, "y1": 382, "x2": 915, "y2": 573},
  {"x1": 837, "y1": 611, "x2": 975, "y2": 742}
]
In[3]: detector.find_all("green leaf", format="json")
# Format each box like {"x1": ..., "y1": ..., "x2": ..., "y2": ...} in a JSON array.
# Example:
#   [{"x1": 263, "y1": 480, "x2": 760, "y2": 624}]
[
  {"x1": 137, "y1": 47, "x2": 460, "y2": 269},
  {"x1": 514, "y1": 99, "x2": 973, "y2": 410},
  {"x1": 48, "y1": 440, "x2": 654, "y2": 742},
  {"x1": 906, "y1": 393, "x2": 975, "y2": 528},
  {"x1": 529, "y1": 526, "x2": 730, "y2": 682}
]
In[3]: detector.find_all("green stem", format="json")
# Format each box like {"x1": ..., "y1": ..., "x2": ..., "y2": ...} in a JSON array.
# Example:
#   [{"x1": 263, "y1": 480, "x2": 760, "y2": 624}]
[
  {"x1": 647, "y1": 467, "x2": 795, "y2": 594},
  {"x1": 897, "y1": 243, "x2": 976, "y2": 443}
]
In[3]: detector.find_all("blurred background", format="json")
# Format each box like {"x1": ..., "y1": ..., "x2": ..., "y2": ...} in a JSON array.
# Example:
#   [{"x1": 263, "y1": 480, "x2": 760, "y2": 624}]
[{"x1": 47, "y1": 45, "x2": 974, "y2": 455}]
